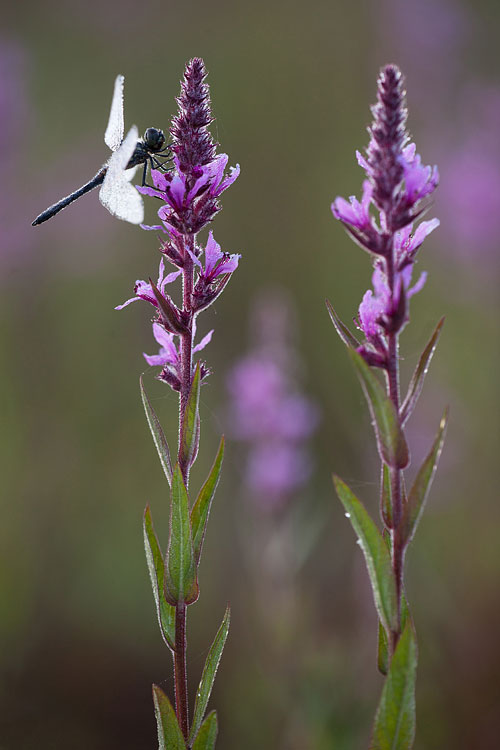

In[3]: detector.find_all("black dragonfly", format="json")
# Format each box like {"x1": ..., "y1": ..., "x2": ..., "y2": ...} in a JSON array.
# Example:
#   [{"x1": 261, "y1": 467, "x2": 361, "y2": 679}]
[{"x1": 32, "y1": 75, "x2": 170, "y2": 226}]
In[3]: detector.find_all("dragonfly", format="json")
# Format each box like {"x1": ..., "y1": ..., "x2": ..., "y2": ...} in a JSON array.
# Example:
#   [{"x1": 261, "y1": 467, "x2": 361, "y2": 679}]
[{"x1": 32, "y1": 75, "x2": 171, "y2": 226}]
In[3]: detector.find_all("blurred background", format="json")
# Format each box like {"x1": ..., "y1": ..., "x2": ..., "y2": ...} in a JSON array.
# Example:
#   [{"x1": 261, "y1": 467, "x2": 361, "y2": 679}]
[{"x1": 1, "y1": 0, "x2": 499, "y2": 747}]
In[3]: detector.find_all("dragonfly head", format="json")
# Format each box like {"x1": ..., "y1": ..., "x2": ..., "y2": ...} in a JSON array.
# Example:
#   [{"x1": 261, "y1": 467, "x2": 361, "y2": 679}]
[{"x1": 143, "y1": 127, "x2": 166, "y2": 153}]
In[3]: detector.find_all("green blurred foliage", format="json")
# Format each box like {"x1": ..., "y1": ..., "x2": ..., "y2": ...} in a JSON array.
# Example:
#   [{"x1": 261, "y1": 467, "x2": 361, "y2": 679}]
[{"x1": 1, "y1": 0, "x2": 499, "y2": 747}]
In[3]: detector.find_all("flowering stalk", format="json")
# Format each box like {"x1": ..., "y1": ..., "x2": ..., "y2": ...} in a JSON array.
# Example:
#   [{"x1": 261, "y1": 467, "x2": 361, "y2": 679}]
[
  {"x1": 329, "y1": 65, "x2": 447, "y2": 747},
  {"x1": 117, "y1": 58, "x2": 240, "y2": 747}
]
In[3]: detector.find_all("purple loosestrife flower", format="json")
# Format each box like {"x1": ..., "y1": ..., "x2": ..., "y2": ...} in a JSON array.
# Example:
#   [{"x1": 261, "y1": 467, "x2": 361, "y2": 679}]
[
  {"x1": 227, "y1": 293, "x2": 319, "y2": 510},
  {"x1": 115, "y1": 258, "x2": 181, "y2": 309},
  {"x1": 117, "y1": 58, "x2": 240, "y2": 390},
  {"x1": 332, "y1": 65, "x2": 439, "y2": 368}
]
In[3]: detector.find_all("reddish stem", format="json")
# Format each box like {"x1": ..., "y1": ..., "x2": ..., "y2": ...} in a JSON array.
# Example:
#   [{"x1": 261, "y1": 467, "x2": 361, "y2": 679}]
[
  {"x1": 173, "y1": 233, "x2": 196, "y2": 740},
  {"x1": 385, "y1": 247, "x2": 405, "y2": 648}
]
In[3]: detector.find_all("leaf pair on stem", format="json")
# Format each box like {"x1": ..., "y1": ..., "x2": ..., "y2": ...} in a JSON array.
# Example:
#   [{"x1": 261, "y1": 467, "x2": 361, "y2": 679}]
[
  {"x1": 141, "y1": 374, "x2": 229, "y2": 748},
  {"x1": 330, "y1": 306, "x2": 447, "y2": 749}
]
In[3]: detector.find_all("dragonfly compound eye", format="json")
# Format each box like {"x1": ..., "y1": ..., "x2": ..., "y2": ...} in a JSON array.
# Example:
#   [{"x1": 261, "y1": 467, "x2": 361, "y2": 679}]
[{"x1": 144, "y1": 127, "x2": 166, "y2": 152}]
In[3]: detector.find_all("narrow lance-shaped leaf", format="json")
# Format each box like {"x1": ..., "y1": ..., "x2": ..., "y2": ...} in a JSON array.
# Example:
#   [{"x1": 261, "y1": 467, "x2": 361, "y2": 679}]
[
  {"x1": 164, "y1": 464, "x2": 198, "y2": 606},
  {"x1": 402, "y1": 408, "x2": 448, "y2": 546},
  {"x1": 192, "y1": 711, "x2": 218, "y2": 750},
  {"x1": 378, "y1": 619, "x2": 390, "y2": 676},
  {"x1": 189, "y1": 606, "x2": 230, "y2": 744},
  {"x1": 380, "y1": 463, "x2": 392, "y2": 529},
  {"x1": 179, "y1": 362, "x2": 201, "y2": 471},
  {"x1": 371, "y1": 623, "x2": 418, "y2": 750},
  {"x1": 143, "y1": 505, "x2": 175, "y2": 650},
  {"x1": 140, "y1": 375, "x2": 173, "y2": 487},
  {"x1": 400, "y1": 317, "x2": 445, "y2": 426},
  {"x1": 326, "y1": 299, "x2": 361, "y2": 348},
  {"x1": 348, "y1": 347, "x2": 409, "y2": 469},
  {"x1": 152, "y1": 684, "x2": 186, "y2": 750},
  {"x1": 378, "y1": 530, "x2": 412, "y2": 676},
  {"x1": 191, "y1": 436, "x2": 224, "y2": 567},
  {"x1": 333, "y1": 476, "x2": 398, "y2": 635}
]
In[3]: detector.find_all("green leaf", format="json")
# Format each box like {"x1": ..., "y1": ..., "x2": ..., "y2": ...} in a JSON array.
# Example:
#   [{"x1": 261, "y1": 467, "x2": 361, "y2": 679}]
[
  {"x1": 143, "y1": 506, "x2": 175, "y2": 650},
  {"x1": 326, "y1": 299, "x2": 361, "y2": 348},
  {"x1": 333, "y1": 476, "x2": 398, "y2": 634},
  {"x1": 371, "y1": 624, "x2": 418, "y2": 750},
  {"x1": 192, "y1": 711, "x2": 218, "y2": 750},
  {"x1": 152, "y1": 684, "x2": 186, "y2": 750},
  {"x1": 191, "y1": 437, "x2": 225, "y2": 567},
  {"x1": 402, "y1": 409, "x2": 448, "y2": 546},
  {"x1": 378, "y1": 589, "x2": 411, "y2": 677},
  {"x1": 381, "y1": 463, "x2": 392, "y2": 528},
  {"x1": 140, "y1": 376, "x2": 173, "y2": 487},
  {"x1": 378, "y1": 619, "x2": 390, "y2": 676},
  {"x1": 400, "y1": 318, "x2": 445, "y2": 426},
  {"x1": 179, "y1": 363, "x2": 201, "y2": 472},
  {"x1": 189, "y1": 606, "x2": 230, "y2": 744},
  {"x1": 348, "y1": 348, "x2": 409, "y2": 469},
  {"x1": 164, "y1": 465, "x2": 198, "y2": 606}
]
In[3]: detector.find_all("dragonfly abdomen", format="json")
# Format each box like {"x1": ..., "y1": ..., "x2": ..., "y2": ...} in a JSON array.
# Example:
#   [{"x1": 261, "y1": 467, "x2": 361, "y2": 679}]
[{"x1": 32, "y1": 166, "x2": 108, "y2": 226}]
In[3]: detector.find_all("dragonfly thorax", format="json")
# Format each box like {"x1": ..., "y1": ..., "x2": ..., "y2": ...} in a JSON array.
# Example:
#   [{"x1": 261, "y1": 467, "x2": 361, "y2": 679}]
[{"x1": 143, "y1": 127, "x2": 166, "y2": 153}]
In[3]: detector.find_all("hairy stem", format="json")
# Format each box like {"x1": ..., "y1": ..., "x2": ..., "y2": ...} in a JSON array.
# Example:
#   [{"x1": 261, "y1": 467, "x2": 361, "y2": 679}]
[
  {"x1": 173, "y1": 233, "x2": 196, "y2": 739},
  {"x1": 386, "y1": 249, "x2": 404, "y2": 647},
  {"x1": 174, "y1": 603, "x2": 189, "y2": 740}
]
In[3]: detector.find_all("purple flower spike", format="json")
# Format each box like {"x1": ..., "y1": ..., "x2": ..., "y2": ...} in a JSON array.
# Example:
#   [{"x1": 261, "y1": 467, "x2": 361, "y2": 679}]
[
  {"x1": 118, "y1": 57, "x2": 240, "y2": 399},
  {"x1": 332, "y1": 64, "x2": 439, "y2": 367},
  {"x1": 170, "y1": 57, "x2": 217, "y2": 175}
]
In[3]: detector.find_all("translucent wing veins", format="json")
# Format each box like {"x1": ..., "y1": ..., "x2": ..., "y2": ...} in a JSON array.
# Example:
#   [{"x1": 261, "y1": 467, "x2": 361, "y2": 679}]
[
  {"x1": 104, "y1": 74, "x2": 125, "y2": 152},
  {"x1": 99, "y1": 125, "x2": 144, "y2": 224}
]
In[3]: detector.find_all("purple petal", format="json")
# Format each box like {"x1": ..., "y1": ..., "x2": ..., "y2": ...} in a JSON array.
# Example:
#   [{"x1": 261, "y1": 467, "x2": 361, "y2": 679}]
[
  {"x1": 331, "y1": 181, "x2": 372, "y2": 230},
  {"x1": 208, "y1": 154, "x2": 228, "y2": 187},
  {"x1": 143, "y1": 351, "x2": 169, "y2": 367},
  {"x1": 162, "y1": 269, "x2": 182, "y2": 285},
  {"x1": 407, "y1": 270, "x2": 427, "y2": 297},
  {"x1": 220, "y1": 253, "x2": 240, "y2": 274},
  {"x1": 186, "y1": 169, "x2": 211, "y2": 203},
  {"x1": 187, "y1": 249, "x2": 203, "y2": 269},
  {"x1": 151, "y1": 168, "x2": 170, "y2": 191},
  {"x1": 204, "y1": 231, "x2": 223, "y2": 274},
  {"x1": 359, "y1": 289, "x2": 384, "y2": 338},
  {"x1": 356, "y1": 149, "x2": 370, "y2": 172},
  {"x1": 115, "y1": 295, "x2": 140, "y2": 310},
  {"x1": 152, "y1": 322, "x2": 179, "y2": 363},
  {"x1": 215, "y1": 163, "x2": 240, "y2": 196},
  {"x1": 166, "y1": 175, "x2": 186, "y2": 209},
  {"x1": 408, "y1": 218, "x2": 440, "y2": 253},
  {"x1": 193, "y1": 329, "x2": 214, "y2": 353},
  {"x1": 140, "y1": 223, "x2": 167, "y2": 232},
  {"x1": 136, "y1": 185, "x2": 165, "y2": 200}
]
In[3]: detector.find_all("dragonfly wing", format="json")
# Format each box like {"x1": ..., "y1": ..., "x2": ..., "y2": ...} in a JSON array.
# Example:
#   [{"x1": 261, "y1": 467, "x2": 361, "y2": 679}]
[
  {"x1": 104, "y1": 74, "x2": 125, "y2": 152},
  {"x1": 99, "y1": 125, "x2": 144, "y2": 224}
]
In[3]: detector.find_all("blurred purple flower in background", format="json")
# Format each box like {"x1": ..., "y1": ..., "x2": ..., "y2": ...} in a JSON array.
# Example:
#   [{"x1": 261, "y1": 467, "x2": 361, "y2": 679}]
[{"x1": 227, "y1": 290, "x2": 319, "y2": 510}]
